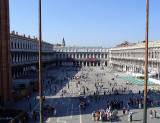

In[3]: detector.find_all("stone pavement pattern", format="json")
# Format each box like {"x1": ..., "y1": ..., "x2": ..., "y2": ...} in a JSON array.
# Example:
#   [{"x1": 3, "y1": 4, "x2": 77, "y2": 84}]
[{"x1": 7, "y1": 67, "x2": 160, "y2": 123}]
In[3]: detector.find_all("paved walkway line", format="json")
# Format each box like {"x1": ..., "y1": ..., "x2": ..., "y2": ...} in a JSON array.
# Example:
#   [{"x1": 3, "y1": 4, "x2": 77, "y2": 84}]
[
  {"x1": 79, "y1": 111, "x2": 82, "y2": 123},
  {"x1": 31, "y1": 101, "x2": 40, "y2": 113}
]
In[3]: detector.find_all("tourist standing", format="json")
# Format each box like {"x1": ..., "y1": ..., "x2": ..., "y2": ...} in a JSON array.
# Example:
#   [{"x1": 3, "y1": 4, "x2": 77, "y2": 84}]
[
  {"x1": 104, "y1": 90, "x2": 106, "y2": 95},
  {"x1": 139, "y1": 102, "x2": 141, "y2": 109},
  {"x1": 92, "y1": 111, "x2": 95, "y2": 121},
  {"x1": 154, "y1": 110, "x2": 156, "y2": 118},
  {"x1": 127, "y1": 106, "x2": 130, "y2": 114},
  {"x1": 150, "y1": 110, "x2": 153, "y2": 118},
  {"x1": 54, "y1": 86, "x2": 56, "y2": 93},
  {"x1": 123, "y1": 107, "x2": 126, "y2": 115}
]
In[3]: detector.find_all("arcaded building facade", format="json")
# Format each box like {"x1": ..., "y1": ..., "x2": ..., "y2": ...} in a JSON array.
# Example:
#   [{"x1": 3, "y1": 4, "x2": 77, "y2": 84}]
[
  {"x1": 10, "y1": 32, "x2": 109, "y2": 79},
  {"x1": 53, "y1": 47, "x2": 109, "y2": 67},
  {"x1": 109, "y1": 41, "x2": 160, "y2": 79},
  {"x1": 8, "y1": 31, "x2": 160, "y2": 82},
  {"x1": 10, "y1": 31, "x2": 54, "y2": 79}
]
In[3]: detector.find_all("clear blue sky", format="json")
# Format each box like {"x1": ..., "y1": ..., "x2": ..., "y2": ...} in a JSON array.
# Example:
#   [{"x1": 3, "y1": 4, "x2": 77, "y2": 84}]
[{"x1": 9, "y1": 0, "x2": 160, "y2": 48}]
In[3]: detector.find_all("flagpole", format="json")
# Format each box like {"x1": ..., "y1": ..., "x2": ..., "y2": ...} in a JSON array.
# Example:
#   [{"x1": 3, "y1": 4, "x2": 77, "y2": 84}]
[
  {"x1": 143, "y1": 0, "x2": 149, "y2": 123},
  {"x1": 39, "y1": 0, "x2": 43, "y2": 122}
]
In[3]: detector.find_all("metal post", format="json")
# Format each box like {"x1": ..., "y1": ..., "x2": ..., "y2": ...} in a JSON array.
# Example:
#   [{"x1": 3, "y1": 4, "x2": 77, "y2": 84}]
[
  {"x1": 143, "y1": 0, "x2": 149, "y2": 123},
  {"x1": 39, "y1": 0, "x2": 43, "y2": 122}
]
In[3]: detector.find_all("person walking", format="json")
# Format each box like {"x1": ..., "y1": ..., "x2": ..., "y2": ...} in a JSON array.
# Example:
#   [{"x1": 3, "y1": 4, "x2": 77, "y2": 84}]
[
  {"x1": 127, "y1": 106, "x2": 130, "y2": 114},
  {"x1": 104, "y1": 90, "x2": 106, "y2": 95},
  {"x1": 54, "y1": 109, "x2": 57, "y2": 116},
  {"x1": 92, "y1": 111, "x2": 96, "y2": 121},
  {"x1": 123, "y1": 107, "x2": 126, "y2": 115},
  {"x1": 54, "y1": 86, "x2": 56, "y2": 93},
  {"x1": 154, "y1": 110, "x2": 156, "y2": 118},
  {"x1": 150, "y1": 110, "x2": 153, "y2": 118},
  {"x1": 139, "y1": 102, "x2": 141, "y2": 109},
  {"x1": 128, "y1": 112, "x2": 133, "y2": 122}
]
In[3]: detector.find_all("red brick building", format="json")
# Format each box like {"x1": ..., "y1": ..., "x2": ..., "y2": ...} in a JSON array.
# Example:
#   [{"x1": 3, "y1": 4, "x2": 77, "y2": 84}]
[{"x1": 0, "y1": 0, "x2": 12, "y2": 106}]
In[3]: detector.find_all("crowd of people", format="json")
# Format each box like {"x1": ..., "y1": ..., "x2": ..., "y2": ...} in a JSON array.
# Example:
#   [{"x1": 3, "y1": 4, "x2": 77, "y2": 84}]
[
  {"x1": 25, "y1": 66, "x2": 159, "y2": 122},
  {"x1": 43, "y1": 104, "x2": 56, "y2": 117},
  {"x1": 91, "y1": 108, "x2": 118, "y2": 122}
]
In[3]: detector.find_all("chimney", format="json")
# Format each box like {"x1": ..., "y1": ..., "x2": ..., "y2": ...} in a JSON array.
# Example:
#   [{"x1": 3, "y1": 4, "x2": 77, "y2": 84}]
[
  {"x1": 33, "y1": 36, "x2": 35, "y2": 39},
  {"x1": 11, "y1": 30, "x2": 15, "y2": 35},
  {"x1": 16, "y1": 32, "x2": 18, "y2": 35},
  {"x1": 23, "y1": 34, "x2": 25, "y2": 37},
  {"x1": 28, "y1": 35, "x2": 30, "y2": 38}
]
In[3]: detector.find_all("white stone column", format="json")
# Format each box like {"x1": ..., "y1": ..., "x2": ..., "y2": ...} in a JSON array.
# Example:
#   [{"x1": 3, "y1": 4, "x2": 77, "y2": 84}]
[{"x1": 93, "y1": 53, "x2": 95, "y2": 58}]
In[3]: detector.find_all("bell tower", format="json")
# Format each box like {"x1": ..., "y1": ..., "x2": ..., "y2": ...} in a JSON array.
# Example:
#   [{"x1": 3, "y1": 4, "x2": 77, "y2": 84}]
[
  {"x1": 0, "y1": 0, "x2": 12, "y2": 106},
  {"x1": 62, "y1": 37, "x2": 65, "y2": 46}
]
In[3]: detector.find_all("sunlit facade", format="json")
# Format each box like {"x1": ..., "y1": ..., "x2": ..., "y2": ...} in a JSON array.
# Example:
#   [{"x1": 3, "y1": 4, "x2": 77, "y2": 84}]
[{"x1": 109, "y1": 41, "x2": 160, "y2": 80}]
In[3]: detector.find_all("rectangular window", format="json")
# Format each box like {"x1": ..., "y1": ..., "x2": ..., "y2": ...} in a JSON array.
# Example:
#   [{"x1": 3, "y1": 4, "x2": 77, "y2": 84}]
[
  {"x1": 105, "y1": 54, "x2": 107, "y2": 58},
  {"x1": 11, "y1": 42, "x2": 13, "y2": 49},
  {"x1": 18, "y1": 43, "x2": 19, "y2": 49},
  {"x1": 15, "y1": 43, "x2": 16, "y2": 48}
]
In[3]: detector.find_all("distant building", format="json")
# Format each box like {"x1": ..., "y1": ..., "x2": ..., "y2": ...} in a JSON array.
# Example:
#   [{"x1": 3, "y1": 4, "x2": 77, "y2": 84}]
[
  {"x1": 115, "y1": 41, "x2": 136, "y2": 47},
  {"x1": 109, "y1": 40, "x2": 160, "y2": 79},
  {"x1": 62, "y1": 37, "x2": 65, "y2": 46},
  {"x1": 53, "y1": 43, "x2": 62, "y2": 47},
  {"x1": 53, "y1": 37, "x2": 65, "y2": 47},
  {"x1": 10, "y1": 31, "x2": 54, "y2": 79},
  {"x1": 53, "y1": 46, "x2": 108, "y2": 66},
  {"x1": 9, "y1": 32, "x2": 160, "y2": 81},
  {"x1": 9, "y1": 32, "x2": 108, "y2": 79}
]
